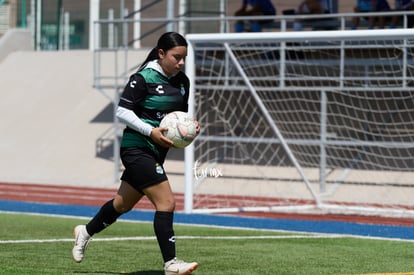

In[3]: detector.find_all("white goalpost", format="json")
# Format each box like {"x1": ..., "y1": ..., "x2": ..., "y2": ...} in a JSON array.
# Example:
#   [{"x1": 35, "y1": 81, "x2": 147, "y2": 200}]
[{"x1": 184, "y1": 29, "x2": 414, "y2": 217}]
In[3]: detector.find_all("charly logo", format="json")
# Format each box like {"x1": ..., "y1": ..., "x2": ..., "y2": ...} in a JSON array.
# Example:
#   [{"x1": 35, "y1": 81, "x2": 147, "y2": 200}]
[
  {"x1": 156, "y1": 84, "x2": 164, "y2": 94},
  {"x1": 193, "y1": 160, "x2": 223, "y2": 180},
  {"x1": 130, "y1": 80, "x2": 136, "y2": 88}
]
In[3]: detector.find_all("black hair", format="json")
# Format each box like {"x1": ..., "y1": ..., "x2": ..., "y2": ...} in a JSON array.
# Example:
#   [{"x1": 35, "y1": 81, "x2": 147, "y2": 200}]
[{"x1": 138, "y1": 32, "x2": 188, "y2": 71}]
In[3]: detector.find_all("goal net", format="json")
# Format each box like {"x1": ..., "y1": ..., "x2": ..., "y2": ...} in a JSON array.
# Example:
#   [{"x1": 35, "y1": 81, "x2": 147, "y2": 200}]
[{"x1": 184, "y1": 29, "x2": 414, "y2": 217}]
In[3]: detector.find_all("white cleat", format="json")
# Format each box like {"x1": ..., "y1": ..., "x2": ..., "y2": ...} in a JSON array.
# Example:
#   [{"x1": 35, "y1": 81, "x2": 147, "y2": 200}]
[
  {"x1": 164, "y1": 257, "x2": 198, "y2": 275},
  {"x1": 72, "y1": 225, "x2": 91, "y2": 263}
]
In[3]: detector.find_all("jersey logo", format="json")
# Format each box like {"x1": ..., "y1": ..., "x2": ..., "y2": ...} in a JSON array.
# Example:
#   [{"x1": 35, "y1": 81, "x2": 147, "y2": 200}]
[
  {"x1": 155, "y1": 163, "x2": 164, "y2": 174},
  {"x1": 156, "y1": 112, "x2": 166, "y2": 120},
  {"x1": 180, "y1": 84, "x2": 185, "y2": 96},
  {"x1": 130, "y1": 80, "x2": 136, "y2": 88},
  {"x1": 156, "y1": 85, "x2": 164, "y2": 94}
]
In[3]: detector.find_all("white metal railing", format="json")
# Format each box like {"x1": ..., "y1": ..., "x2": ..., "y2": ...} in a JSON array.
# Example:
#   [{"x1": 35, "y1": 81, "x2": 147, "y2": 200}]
[{"x1": 92, "y1": 12, "x2": 414, "y2": 182}]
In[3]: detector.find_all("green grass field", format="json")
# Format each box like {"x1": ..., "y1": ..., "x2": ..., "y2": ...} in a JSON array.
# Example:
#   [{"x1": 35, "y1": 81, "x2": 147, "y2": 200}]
[{"x1": 1, "y1": 212, "x2": 414, "y2": 275}]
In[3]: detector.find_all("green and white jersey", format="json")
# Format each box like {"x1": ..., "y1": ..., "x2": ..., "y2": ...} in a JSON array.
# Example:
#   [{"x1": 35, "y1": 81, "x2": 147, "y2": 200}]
[{"x1": 118, "y1": 60, "x2": 189, "y2": 161}]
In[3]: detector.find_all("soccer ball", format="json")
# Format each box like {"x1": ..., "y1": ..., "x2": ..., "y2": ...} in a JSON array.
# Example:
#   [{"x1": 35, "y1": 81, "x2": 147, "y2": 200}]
[{"x1": 160, "y1": 111, "x2": 198, "y2": 149}]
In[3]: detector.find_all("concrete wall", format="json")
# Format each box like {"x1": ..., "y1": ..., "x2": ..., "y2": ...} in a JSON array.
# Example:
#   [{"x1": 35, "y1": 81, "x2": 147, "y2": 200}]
[
  {"x1": 0, "y1": 29, "x2": 32, "y2": 63},
  {"x1": 0, "y1": 50, "x2": 142, "y2": 187}
]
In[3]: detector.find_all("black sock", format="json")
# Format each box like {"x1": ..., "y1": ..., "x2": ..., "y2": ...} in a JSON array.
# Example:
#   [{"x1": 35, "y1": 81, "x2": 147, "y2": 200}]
[
  {"x1": 86, "y1": 199, "x2": 121, "y2": 236},
  {"x1": 154, "y1": 211, "x2": 176, "y2": 262}
]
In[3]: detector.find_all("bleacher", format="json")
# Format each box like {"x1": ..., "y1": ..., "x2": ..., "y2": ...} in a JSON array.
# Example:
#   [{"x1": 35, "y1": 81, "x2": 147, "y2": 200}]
[
  {"x1": 257, "y1": 11, "x2": 414, "y2": 32},
  {"x1": 261, "y1": 17, "x2": 342, "y2": 31}
]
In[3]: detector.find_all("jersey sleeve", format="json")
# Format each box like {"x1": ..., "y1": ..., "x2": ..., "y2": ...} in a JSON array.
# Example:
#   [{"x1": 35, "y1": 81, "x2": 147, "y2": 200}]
[{"x1": 118, "y1": 73, "x2": 147, "y2": 110}]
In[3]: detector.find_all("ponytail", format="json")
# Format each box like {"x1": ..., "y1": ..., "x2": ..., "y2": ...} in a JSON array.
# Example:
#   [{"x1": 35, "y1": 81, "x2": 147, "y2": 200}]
[{"x1": 138, "y1": 47, "x2": 159, "y2": 71}]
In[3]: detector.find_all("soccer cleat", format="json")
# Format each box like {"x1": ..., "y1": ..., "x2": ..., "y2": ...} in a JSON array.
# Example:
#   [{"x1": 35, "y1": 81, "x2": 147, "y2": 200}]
[
  {"x1": 72, "y1": 225, "x2": 91, "y2": 263},
  {"x1": 164, "y1": 257, "x2": 198, "y2": 275}
]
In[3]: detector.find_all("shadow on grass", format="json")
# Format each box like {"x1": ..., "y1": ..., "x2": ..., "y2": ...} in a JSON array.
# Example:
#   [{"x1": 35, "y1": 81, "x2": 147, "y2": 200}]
[
  {"x1": 74, "y1": 271, "x2": 164, "y2": 274},
  {"x1": 125, "y1": 272, "x2": 164, "y2": 275}
]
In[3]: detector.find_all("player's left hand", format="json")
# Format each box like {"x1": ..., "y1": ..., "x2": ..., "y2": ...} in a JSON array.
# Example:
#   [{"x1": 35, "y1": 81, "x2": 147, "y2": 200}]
[
  {"x1": 194, "y1": 120, "x2": 201, "y2": 135},
  {"x1": 150, "y1": 127, "x2": 174, "y2": 148}
]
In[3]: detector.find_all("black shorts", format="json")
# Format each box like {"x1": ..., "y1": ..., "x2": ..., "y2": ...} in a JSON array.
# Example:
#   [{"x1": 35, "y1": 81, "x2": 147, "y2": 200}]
[{"x1": 120, "y1": 147, "x2": 168, "y2": 194}]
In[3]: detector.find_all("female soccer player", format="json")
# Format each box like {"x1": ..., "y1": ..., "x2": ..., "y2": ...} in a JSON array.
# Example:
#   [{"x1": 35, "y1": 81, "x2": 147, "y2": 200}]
[{"x1": 72, "y1": 31, "x2": 199, "y2": 275}]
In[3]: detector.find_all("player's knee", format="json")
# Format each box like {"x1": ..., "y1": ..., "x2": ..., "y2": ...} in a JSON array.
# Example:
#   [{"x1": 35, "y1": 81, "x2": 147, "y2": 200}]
[
  {"x1": 113, "y1": 199, "x2": 135, "y2": 213},
  {"x1": 157, "y1": 199, "x2": 176, "y2": 212},
  {"x1": 114, "y1": 204, "x2": 133, "y2": 213},
  {"x1": 165, "y1": 199, "x2": 176, "y2": 212}
]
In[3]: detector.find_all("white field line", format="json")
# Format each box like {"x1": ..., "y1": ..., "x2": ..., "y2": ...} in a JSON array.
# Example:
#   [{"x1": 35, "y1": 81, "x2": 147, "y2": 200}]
[
  {"x1": 0, "y1": 234, "x2": 342, "y2": 244},
  {"x1": 4, "y1": 234, "x2": 414, "y2": 245}
]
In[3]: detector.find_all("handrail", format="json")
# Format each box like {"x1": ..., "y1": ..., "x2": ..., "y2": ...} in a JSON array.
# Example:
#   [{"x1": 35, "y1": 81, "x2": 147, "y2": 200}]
[
  {"x1": 128, "y1": 21, "x2": 168, "y2": 46},
  {"x1": 124, "y1": 0, "x2": 162, "y2": 19},
  {"x1": 95, "y1": 10, "x2": 414, "y2": 27}
]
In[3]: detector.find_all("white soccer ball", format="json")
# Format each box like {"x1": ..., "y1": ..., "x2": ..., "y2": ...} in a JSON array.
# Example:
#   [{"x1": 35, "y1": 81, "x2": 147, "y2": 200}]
[{"x1": 160, "y1": 111, "x2": 198, "y2": 149}]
